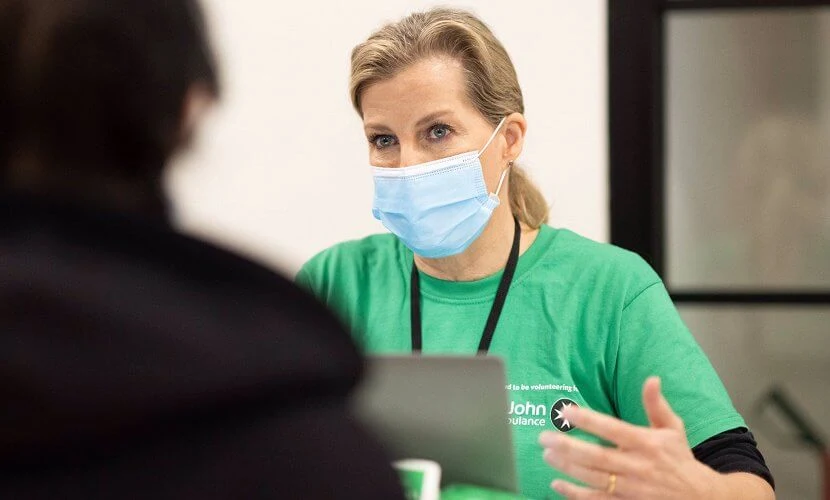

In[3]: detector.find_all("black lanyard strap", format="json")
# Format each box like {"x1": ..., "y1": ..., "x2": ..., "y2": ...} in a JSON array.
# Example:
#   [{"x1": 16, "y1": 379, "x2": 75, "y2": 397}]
[{"x1": 410, "y1": 216, "x2": 522, "y2": 355}]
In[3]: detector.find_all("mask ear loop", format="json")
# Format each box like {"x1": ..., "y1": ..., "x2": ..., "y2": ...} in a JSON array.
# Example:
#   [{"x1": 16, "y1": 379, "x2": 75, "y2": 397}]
[
  {"x1": 493, "y1": 161, "x2": 513, "y2": 196},
  {"x1": 478, "y1": 116, "x2": 513, "y2": 196},
  {"x1": 477, "y1": 117, "x2": 508, "y2": 159},
  {"x1": 479, "y1": 117, "x2": 510, "y2": 197}
]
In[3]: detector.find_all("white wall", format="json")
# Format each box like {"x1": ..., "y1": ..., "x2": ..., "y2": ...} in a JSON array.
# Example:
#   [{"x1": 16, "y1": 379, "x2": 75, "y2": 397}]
[{"x1": 168, "y1": 0, "x2": 608, "y2": 274}]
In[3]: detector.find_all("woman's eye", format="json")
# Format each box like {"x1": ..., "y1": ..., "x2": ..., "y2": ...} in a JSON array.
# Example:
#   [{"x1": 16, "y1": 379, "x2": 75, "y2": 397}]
[
  {"x1": 428, "y1": 124, "x2": 451, "y2": 140},
  {"x1": 372, "y1": 135, "x2": 397, "y2": 149}
]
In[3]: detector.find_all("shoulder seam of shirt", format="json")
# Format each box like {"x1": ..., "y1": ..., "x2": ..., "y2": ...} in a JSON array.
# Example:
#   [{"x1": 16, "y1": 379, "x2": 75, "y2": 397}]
[
  {"x1": 507, "y1": 225, "x2": 564, "y2": 290},
  {"x1": 622, "y1": 280, "x2": 663, "y2": 311}
]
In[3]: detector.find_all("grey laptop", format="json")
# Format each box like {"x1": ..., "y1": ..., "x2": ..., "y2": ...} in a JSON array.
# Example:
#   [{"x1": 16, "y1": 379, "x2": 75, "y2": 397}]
[{"x1": 350, "y1": 355, "x2": 518, "y2": 493}]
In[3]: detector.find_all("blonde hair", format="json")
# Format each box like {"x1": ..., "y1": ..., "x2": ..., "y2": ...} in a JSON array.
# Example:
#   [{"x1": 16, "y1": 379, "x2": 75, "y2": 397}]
[{"x1": 349, "y1": 8, "x2": 549, "y2": 228}]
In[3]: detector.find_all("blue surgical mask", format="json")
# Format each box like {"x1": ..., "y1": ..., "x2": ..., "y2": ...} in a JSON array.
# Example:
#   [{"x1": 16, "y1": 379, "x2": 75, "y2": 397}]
[{"x1": 371, "y1": 117, "x2": 510, "y2": 258}]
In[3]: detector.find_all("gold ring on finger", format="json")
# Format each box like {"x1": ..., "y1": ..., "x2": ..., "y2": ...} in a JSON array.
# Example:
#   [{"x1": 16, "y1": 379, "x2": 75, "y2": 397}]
[{"x1": 605, "y1": 473, "x2": 617, "y2": 495}]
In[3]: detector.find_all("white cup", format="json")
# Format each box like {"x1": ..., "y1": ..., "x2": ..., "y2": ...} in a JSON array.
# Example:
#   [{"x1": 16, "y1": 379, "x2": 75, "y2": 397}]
[{"x1": 393, "y1": 459, "x2": 442, "y2": 500}]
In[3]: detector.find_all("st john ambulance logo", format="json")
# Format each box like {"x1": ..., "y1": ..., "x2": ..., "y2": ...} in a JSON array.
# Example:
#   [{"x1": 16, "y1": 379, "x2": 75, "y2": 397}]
[{"x1": 551, "y1": 398, "x2": 579, "y2": 432}]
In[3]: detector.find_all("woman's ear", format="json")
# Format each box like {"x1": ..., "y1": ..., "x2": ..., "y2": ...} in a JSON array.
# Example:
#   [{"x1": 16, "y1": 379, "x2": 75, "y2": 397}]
[{"x1": 502, "y1": 112, "x2": 527, "y2": 162}]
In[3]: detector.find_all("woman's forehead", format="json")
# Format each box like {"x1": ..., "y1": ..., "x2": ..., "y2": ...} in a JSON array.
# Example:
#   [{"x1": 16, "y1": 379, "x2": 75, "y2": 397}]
[{"x1": 361, "y1": 57, "x2": 475, "y2": 127}]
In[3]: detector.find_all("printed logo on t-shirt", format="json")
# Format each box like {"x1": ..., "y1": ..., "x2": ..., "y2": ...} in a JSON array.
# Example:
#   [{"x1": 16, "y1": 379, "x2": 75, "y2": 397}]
[
  {"x1": 550, "y1": 398, "x2": 579, "y2": 433},
  {"x1": 507, "y1": 400, "x2": 550, "y2": 427},
  {"x1": 505, "y1": 382, "x2": 581, "y2": 428}
]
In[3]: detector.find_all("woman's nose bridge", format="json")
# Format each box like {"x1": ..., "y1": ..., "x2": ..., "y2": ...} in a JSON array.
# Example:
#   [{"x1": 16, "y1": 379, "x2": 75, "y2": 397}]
[{"x1": 398, "y1": 141, "x2": 430, "y2": 168}]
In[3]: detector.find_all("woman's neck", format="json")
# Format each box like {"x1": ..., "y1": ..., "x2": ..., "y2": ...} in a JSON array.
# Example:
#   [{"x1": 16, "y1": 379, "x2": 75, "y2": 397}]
[{"x1": 414, "y1": 206, "x2": 539, "y2": 281}]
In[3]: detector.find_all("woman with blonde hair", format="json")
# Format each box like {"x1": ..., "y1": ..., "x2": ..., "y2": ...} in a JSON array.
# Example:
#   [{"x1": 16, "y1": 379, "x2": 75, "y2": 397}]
[{"x1": 298, "y1": 8, "x2": 774, "y2": 499}]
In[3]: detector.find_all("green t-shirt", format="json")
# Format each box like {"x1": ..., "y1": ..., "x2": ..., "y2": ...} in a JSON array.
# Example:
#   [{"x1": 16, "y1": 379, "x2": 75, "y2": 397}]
[{"x1": 297, "y1": 226, "x2": 745, "y2": 500}]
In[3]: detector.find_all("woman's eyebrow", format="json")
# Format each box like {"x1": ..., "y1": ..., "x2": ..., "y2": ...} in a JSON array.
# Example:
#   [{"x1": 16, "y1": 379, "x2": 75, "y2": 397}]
[
  {"x1": 363, "y1": 123, "x2": 393, "y2": 134},
  {"x1": 414, "y1": 110, "x2": 455, "y2": 128},
  {"x1": 364, "y1": 110, "x2": 456, "y2": 134}
]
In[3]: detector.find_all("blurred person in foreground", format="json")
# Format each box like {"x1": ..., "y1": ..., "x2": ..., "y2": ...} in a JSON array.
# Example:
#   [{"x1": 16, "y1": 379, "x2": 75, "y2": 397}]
[{"x1": 0, "y1": 0, "x2": 403, "y2": 498}]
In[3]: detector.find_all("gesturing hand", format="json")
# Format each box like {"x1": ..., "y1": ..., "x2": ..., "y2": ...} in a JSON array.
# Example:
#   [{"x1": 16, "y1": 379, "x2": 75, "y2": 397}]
[{"x1": 539, "y1": 377, "x2": 718, "y2": 499}]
